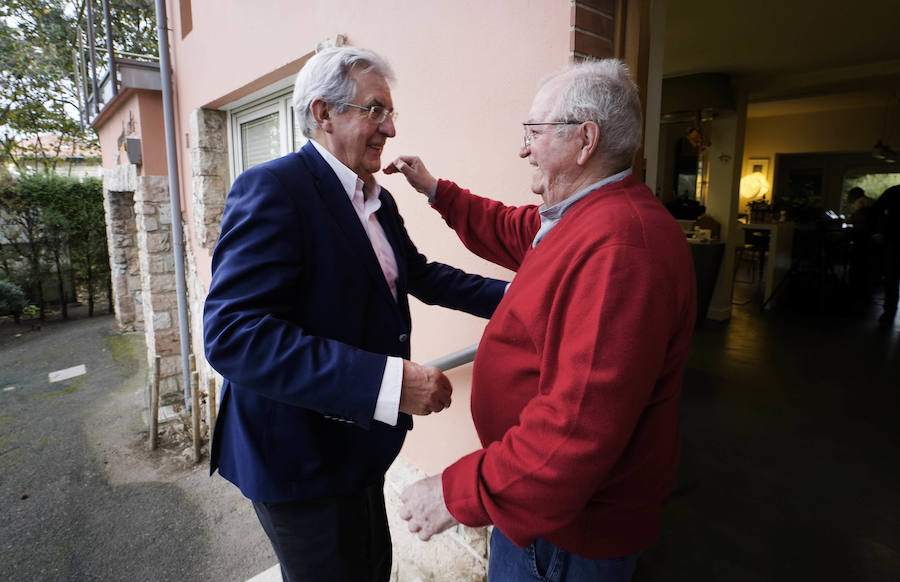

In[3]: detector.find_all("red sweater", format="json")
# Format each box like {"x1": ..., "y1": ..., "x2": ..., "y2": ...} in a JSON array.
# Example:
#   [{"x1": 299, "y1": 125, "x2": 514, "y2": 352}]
[{"x1": 437, "y1": 176, "x2": 696, "y2": 558}]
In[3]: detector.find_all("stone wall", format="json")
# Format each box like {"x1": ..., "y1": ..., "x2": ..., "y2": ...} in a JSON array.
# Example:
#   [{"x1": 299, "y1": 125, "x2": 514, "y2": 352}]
[
  {"x1": 190, "y1": 108, "x2": 228, "y2": 250},
  {"x1": 103, "y1": 165, "x2": 183, "y2": 402},
  {"x1": 133, "y1": 175, "x2": 182, "y2": 400},
  {"x1": 184, "y1": 224, "x2": 221, "y2": 425},
  {"x1": 103, "y1": 165, "x2": 142, "y2": 331},
  {"x1": 186, "y1": 107, "x2": 229, "y2": 420}
]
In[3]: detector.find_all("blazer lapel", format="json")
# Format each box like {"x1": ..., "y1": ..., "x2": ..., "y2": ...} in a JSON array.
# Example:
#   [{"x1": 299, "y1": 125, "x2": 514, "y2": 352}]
[{"x1": 298, "y1": 143, "x2": 401, "y2": 307}]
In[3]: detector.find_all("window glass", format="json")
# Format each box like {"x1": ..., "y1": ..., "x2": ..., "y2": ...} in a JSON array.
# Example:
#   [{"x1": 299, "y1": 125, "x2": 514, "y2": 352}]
[{"x1": 240, "y1": 112, "x2": 281, "y2": 170}]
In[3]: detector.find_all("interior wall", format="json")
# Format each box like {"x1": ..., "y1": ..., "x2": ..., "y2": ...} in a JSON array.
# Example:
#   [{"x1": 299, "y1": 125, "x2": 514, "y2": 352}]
[{"x1": 743, "y1": 103, "x2": 888, "y2": 180}]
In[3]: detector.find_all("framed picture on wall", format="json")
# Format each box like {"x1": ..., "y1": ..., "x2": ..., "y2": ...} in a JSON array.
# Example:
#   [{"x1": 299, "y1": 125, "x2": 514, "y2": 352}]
[{"x1": 747, "y1": 157, "x2": 769, "y2": 179}]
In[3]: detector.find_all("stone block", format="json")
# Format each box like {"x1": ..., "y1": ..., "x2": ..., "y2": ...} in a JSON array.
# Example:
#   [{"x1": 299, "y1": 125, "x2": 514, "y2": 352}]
[
  {"x1": 151, "y1": 291, "x2": 178, "y2": 312},
  {"x1": 127, "y1": 275, "x2": 142, "y2": 293},
  {"x1": 143, "y1": 217, "x2": 159, "y2": 232},
  {"x1": 146, "y1": 231, "x2": 171, "y2": 253},
  {"x1": 137, "y1": 176, "x2": 171, "y2": 204},
  {"x1": 193, "y1": 175, "x2": 227, "y2": 203},
  {"x1": 191, "y1": 108, "x2": 227, "y2": 152},
  {"x1": 149, "y1": 254, "x2": 175, "y2": 274},
  {"x1": 158, "y1": 204, "x2": 172, "y2": 225},
  {"x1": 113, "y1": 234, "x2": 134, "y2": 248},
  {"x1": 190, "y1": 148, "x2": 229, "y2": 179},
  {"x1": 109, "y1": 205, "x2": 134, "y2": 221},
  {"x1": 153, "y1": 311, "x2": 172, "y2": 331},
  {"x1": 203, "y1": 206, "x2": 224, "y2": 225},
  {"x1": 154, "y1": 329, "x2": 182, "y2": 356},
  {"x1": 148, "y1": 273, "x2": 177, "y2": 294},
  {"x1": 159, "y1": 374, "x2": 182, "y2": 397}
]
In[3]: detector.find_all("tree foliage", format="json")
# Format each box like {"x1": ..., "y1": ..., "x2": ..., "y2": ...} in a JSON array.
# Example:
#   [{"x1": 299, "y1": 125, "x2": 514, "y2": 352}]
[
  {"x1": 0, "y1": 174, "x2": 109, "y2": 319},
  {"x1": 1, "y1": 0, "x2": 157, "y2": 173}
]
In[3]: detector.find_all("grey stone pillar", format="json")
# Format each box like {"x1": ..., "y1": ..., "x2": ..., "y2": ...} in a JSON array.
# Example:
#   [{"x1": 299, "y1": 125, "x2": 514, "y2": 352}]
[
  {"x1": 134, "y1": 176, "x2": 182, "y2": 400},
  {"x1": 102, "y1": 165, "x2": 143, "y2": 331}
]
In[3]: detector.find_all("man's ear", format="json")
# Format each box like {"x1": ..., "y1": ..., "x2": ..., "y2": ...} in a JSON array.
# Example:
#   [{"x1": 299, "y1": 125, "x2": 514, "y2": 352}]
[
  {"x1": 311, "y1": 98, "x2": 331, "y2": 132},
  {"x1": 576, "y1": 121, "x2": 600, "y2": 166}
]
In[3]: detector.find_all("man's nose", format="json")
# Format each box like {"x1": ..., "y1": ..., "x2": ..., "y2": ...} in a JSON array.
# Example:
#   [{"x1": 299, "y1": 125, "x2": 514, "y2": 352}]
[
  {"x1": 379, "y1": 117, "x2": 396, "y2": 138},
  {"x1": 519, "y1": 143, "x2": 530, "y2": 158}
]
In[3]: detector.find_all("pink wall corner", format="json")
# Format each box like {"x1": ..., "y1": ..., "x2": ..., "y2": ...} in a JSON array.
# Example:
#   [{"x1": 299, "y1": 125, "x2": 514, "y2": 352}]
[
  {"x1": 95, "y1": 92, "x2": 141, "y2": 171},
  {"x1": 93, "y1": 90, "x2": 168, "y2": 177},
  {"x1": 135, "y1": 91, "x2": 168, "y2": 177}
]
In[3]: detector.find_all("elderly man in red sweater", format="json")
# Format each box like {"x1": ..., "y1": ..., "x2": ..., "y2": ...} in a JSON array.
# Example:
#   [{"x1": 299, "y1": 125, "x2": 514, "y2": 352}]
[{"x1": 385, "y1": 58, "x2": 696, "y2": 581}]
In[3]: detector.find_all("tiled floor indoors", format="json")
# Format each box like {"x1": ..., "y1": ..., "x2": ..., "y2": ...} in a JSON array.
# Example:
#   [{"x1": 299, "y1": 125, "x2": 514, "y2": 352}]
[{"x1": 633, "y1": 280, "x2": 900, "y2": 581}]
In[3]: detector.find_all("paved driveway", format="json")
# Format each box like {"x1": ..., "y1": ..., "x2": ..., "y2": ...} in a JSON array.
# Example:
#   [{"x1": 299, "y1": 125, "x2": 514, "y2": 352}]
[{"x1": 0, "y1": 313, "x2": 275, "y2": 581}]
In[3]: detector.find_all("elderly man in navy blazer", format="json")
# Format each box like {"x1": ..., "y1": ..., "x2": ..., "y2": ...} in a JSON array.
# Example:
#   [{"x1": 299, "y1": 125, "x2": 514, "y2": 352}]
[{"x1": 203, "y1": 47, "x2": 505, "y2": 582}]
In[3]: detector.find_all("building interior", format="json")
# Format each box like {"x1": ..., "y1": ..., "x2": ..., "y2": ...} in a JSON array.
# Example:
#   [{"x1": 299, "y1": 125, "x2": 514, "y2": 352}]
[{"x1": 635, "y1": 1, "x2": 900, "y2": 578}]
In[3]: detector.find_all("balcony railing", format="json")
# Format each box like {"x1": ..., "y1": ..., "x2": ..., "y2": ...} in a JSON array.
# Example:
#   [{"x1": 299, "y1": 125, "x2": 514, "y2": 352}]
[{"x1": 75, "y1": 0, "x2": 161, "y2": 127}]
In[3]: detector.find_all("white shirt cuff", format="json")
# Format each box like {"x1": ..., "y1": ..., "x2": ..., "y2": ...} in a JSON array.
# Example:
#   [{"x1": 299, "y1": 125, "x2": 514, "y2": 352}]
[
  {"x1": 427, "y1": 181, "x2": 438, "y2": 205},
  {"x1": 373, "y1": 356, "x2": 403, "y2": 426}
]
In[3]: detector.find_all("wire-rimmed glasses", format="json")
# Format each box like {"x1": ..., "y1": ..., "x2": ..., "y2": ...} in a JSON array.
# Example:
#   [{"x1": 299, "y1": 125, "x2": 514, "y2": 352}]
[
  {"x1": 340, "y1": 103, "x2": 398, "y2": 124},
  {"x1": 522, "y1": 121, "x2": 584, "y2": 147}
]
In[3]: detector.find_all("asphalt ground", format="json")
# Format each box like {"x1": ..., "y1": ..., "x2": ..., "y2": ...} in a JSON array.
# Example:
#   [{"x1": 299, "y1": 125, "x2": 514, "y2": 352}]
[{"x1": 0, "y1": 309, "x2": 275, "y2": 581}]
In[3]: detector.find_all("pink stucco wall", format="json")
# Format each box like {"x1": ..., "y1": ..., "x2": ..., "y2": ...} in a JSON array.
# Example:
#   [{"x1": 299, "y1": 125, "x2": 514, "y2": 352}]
[
  {"x1": 94, "y1": 90, "x2": 167, "y2": 177},
  {"x1": 162, "y1": 0, "x2": 573, "y2": 470}
]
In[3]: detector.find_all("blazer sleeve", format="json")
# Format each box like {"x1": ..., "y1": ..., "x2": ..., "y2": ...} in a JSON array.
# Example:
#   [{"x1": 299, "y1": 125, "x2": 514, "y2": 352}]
[{"x1": 203, "y1": 166, "x2": 386, "y2": 428}]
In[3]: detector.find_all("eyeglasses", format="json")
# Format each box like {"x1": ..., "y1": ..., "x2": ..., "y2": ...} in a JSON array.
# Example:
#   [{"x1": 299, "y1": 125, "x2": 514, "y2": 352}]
[
  {"x1": 339, "y1": 103, "x2": 398, "y2": 124},
  {"x1": 522, "y1": 121, "x2": 584, "y2": 147}
]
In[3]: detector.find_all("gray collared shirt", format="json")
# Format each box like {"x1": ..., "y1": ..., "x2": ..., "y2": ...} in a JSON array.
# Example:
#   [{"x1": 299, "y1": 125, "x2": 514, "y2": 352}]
[{"x1": 532, "y1": 168, "x2": 632, "y2": 247}]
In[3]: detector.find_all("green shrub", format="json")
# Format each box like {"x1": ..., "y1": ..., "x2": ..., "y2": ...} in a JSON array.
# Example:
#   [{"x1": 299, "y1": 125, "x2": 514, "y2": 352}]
[{"x1": 0, "y1": 279, "x2": 26, "y2": 317}]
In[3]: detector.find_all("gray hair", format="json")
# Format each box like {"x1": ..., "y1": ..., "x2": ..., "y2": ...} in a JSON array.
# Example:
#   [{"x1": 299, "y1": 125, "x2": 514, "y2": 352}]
[
  {"x1": 293, "y1": 47, "x2": 395, "y2": 139},
  {"x1": 544, "y1": 59, "x2": 643, "y2": 170}
]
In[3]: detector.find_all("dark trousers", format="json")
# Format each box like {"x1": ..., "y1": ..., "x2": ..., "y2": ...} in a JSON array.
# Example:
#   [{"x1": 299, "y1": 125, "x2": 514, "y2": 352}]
[{"x1": 251, "y1": 480, "x2": 391, "y2": 582}]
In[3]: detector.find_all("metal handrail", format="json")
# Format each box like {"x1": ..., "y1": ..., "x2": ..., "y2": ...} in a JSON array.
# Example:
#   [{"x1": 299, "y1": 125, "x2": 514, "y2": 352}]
[{"x1": 426, "y1": 343, "x2": 478, "y2": 372}]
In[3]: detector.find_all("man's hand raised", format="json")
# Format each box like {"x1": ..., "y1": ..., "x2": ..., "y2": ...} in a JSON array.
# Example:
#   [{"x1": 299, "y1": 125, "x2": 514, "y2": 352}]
[
  {"x1": 384, "y1": 156, "x2": 437, "y2": 196},
  {"x1": 399, "y1": 360, "x2": 452, "y2": 415}
]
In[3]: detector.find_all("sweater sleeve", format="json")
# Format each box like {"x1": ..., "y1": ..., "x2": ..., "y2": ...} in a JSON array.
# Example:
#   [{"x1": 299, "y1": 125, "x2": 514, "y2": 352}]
[
  {"x1": 442, "y1": 243, "x2": 678, "y2": 545},
  {"x1": 432, "y1": 179, "x2": 540, "y2": 271}
]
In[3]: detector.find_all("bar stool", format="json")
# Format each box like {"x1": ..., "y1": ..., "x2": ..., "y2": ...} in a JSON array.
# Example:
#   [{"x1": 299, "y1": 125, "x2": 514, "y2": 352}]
[{"x1": 734, "y1": 229, "x2": 771, "y2": 299}]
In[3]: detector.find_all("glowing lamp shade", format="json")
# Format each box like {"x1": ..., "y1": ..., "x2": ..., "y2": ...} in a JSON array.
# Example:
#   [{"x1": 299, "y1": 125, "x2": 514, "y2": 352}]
[{"x1": 740, "y1": 172, "x2": 771, "y2": 202}]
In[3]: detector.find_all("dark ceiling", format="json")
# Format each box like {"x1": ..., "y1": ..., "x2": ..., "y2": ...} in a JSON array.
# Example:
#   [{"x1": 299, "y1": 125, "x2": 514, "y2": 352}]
[{"x1": 663, "y1": 0, "x2": 900, "y2": 106}]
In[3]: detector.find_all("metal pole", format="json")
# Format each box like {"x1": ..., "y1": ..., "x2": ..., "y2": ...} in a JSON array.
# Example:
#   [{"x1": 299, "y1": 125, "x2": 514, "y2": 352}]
[
  {"x1": 72, "y1": 49, "x2": 84, "y2": 130},
  {"x1": 426, "y1": 343, "x2": 479, "y2": 372},
  {"x1": 76, "y1": 25, "x2": 90, "y2": 124},
  {"x1": 154, "y1": 0, "x2": 194, "y2": 411},
  {"x1": 85, "y1": 0, "x2": 100, "y2": 114},
  {"x1": 101, "y1": 0, "x2": 118, "y2": 97}
]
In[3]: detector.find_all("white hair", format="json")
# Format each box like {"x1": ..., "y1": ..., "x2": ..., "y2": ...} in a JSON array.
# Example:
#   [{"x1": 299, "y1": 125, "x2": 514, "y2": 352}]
[
  {"x1": 544, "y1": 59, "x2": 643, "y2": 170},
  {"x1": 293, "y1": 47, "x2": 395, "y2": 139}
]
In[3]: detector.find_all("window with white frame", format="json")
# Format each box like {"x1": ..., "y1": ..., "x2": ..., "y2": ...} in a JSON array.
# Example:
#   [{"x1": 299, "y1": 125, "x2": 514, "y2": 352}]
[{"x1": 229, "y1": 89, "x2": 307, "y2": 178}]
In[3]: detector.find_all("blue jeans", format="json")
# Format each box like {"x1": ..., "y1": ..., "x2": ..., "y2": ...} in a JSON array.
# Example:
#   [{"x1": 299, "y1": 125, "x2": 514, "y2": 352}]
[{"x1": 487, "y1": 528, "x2": 638, "y2": 582}]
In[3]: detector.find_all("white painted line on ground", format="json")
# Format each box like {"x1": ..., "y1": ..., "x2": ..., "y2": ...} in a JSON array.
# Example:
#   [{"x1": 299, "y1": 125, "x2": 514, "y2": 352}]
[
  {"x1": 246, "y1": 565, "x2": 281, "y2": 582},
  {"x1": 3, "y1": 386, "x2": 15, "y2": 392},
  {"x1": 48, "y1": 364, "x2": 87, "y2": 383}
]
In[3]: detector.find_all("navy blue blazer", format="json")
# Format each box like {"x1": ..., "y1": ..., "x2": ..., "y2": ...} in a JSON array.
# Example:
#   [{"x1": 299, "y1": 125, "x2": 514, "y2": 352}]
[{"x1": 204, "y1": 142, "x2": 506, "y2": 502}]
